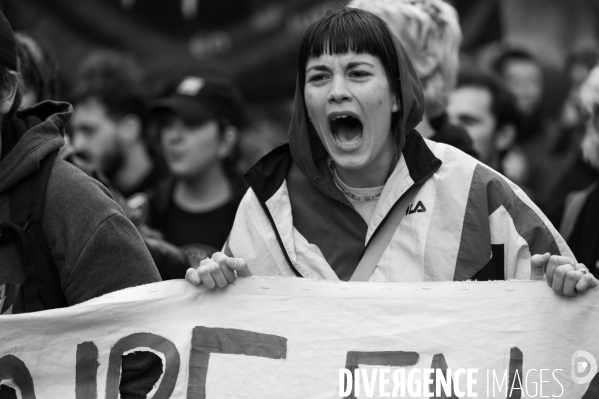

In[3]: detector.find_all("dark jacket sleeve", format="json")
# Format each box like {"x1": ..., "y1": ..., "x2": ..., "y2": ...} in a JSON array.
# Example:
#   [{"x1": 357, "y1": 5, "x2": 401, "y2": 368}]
[
  {"x1": 42, "y1": 160, "x2": 161, "y2": 304},
  {"x1": 42, "y1": 160, "x2": 163, "y2": 397}
]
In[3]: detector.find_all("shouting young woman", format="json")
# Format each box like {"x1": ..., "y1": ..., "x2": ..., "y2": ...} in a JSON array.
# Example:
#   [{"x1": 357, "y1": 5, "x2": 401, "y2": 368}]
[{"x1": 187, "y1": 7, "x2": 597, "y2": 296}]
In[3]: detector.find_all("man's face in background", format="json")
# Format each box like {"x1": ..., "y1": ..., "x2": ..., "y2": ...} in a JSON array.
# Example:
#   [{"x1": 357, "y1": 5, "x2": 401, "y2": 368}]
[
  {"x1": 502, "y1": 60, "x2": 543, "y2": 117},
  {"x1": 70, "y1": 97, "x2": 125, "y2": 178},
  {"x1": 447, "y1": 85, "x2": 497, "y2": 165}
]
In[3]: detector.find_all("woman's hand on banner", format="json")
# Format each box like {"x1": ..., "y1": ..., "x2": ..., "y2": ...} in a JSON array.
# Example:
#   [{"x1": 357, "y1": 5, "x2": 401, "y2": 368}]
[
  {"x1": 531, "y1": 253, "x2": 599, "y2": 296},
  {"x1": 185, "y1": 252, "x2": 251, "y2": 289}
]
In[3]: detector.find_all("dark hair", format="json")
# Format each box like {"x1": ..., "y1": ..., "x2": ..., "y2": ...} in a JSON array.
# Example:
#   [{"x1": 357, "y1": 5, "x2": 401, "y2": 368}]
[
  {"x1": 456, "y1": 68, "x2": 521, "y2": 133},
  {"x1": 493, "y1": 48, "x2": 539, "y2": 76},
  {"x1": 0, "y1": 59, "x2": 22, "y2": 122},
  {"x1": 297, "y1": 7, "x2": 401, "y2": 100},
  {"x1": 70, "y1": 51, "x2": 146, "y2": 120},
  {"x1": 15, "y1": 32, "x2": 59, "y2": 101}
]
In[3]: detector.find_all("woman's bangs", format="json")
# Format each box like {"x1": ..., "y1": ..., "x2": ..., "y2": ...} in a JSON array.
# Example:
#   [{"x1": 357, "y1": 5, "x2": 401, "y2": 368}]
[{"x1": 305, "y1": 17, "x2": 388, "y2": 61}]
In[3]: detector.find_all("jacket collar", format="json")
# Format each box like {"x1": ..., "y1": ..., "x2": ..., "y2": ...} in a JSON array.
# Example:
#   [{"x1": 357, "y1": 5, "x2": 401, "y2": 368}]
[{"x1": 246, "y1": 131, "x2": 441, "y2": 204}]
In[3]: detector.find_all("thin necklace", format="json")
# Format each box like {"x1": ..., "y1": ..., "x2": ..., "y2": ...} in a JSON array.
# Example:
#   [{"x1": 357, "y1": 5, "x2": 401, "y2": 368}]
[{"x1": 329, "y1": 161, "x2": 382, "y2": 202}]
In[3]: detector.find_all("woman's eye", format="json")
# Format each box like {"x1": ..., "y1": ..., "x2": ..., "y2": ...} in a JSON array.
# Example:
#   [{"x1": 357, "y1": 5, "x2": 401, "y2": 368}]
[
  {"x1": 349, "y1": 71, "x2": 370, "y2": 78},
  {"x1": 308, "y1": 74, "x2": 328, "y2": 83}
]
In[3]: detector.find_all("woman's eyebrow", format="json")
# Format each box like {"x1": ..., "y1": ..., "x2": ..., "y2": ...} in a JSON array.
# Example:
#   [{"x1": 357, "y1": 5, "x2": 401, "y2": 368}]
[
  {"x1": 306, "y1": 64, "x2": 330, "y2": 73},
  {"x1": 347, "y1": 61, "x2": 374, "y2": 69}
]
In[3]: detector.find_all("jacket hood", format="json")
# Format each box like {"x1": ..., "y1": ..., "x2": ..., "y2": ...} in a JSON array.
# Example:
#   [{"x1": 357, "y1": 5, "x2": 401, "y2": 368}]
[
  {"x1": 0, "y1": 101, "x2": 71, "y2": 194},
  {"x1": 288, "y1": 29, "x2": 425, "y2": 198}
]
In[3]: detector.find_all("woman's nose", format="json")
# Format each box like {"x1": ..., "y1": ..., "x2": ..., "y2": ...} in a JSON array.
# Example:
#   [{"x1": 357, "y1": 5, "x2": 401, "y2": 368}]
[
  {"x1": 163, "y1": 125, "x2": 183, "y2": 143},
  {"x1": 327, "y1": 75, "x2": 352, "y2": 103}
]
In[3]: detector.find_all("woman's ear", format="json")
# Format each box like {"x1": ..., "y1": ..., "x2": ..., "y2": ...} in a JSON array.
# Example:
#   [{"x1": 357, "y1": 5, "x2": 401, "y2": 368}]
[
  {"x1": 411, "y1": 52, "x2": 440, "y2": 81},
  {"x1": 0, "y1": 78, "x2": 18, "y2": 116},
  {"x1": 218, "y1": 126, "x2": 239, "y2": 159}
]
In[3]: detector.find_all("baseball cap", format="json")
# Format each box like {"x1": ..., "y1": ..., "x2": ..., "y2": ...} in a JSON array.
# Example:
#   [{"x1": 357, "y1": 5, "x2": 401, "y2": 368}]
[
  {"x1": 148, "y1": 74, "x2": 246, "y2": 129},
  {"x1": 0, "y1": 11, "x2": 17, "y2": 71}
]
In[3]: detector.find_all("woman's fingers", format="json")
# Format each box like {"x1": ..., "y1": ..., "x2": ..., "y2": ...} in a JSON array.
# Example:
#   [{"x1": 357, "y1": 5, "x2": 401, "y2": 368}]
[
  {"x1": 575, "y1": 273, "x2": 599, "y2": 293},
  {"x1": 186, "y1": 252, "x2": 250, "y2": 289},
  {"x1": 551, "y1": 263, "x2": 576, "y2": 295},
  {"x1": 185, "y1": 268, "x2": 201, "y2": 285},
  {"x1": 197, "y1": 262, "x2": 217, "y2": 289},
  {"x1": 546, "y1": 255, "x2": 577, "y2": 287},
  {"x1": 206, "y1": 259, "x2": 228, "y2": 288},
  {"x1": 225, "y1": 257, "x2": 252, "y2": 277},
  {"x1": 531, "y1": 252, "x2": 550, "y2": 281},
  {"x1": 562, "y1": 270, "x2": 580, "y2": 297}
]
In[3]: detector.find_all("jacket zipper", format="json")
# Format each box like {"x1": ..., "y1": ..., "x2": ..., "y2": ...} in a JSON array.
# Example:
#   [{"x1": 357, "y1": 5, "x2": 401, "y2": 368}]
[
  {"x1": 363, "y1": 164, "x2": 441, "y2": 252},
  {"x1": 252, "y1": 191, "x2": 302, "y2": 277}
]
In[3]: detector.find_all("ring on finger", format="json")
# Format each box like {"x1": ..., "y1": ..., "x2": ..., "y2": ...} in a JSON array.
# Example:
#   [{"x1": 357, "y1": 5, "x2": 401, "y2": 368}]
[{"x1": 575, "y1": 265, "x2": 590, "y2": 275}]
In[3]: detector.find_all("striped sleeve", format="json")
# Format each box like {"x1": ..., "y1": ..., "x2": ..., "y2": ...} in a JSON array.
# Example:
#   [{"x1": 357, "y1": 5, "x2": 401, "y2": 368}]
[{"x1": 454, "y1": 164, "x2": 574, "y2": 280}]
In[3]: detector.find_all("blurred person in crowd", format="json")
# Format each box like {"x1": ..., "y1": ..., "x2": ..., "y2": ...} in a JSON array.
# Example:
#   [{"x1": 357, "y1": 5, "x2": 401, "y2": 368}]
[
  {"x1": 186, "y1": 8, "x2": 595, "y2": 297},
  {"x1": 14, "y1": 33, "x2": 190, "y2": 280},
  {"x1": 558, "y1": 64, "x2": 599, "y2": 275},
  {"x1": 146, "y1": 74, "x2": 247, "y2": 264},
  {"x1": 0, "y1": 12, "x2": 163, "y2": 397},
  {"x1": 14, "y1": 32, "x2": 59, "y2": 108},
  {"x1": 69, "y1": 51, "x2": 167, "y2": 198},
  {"x1": 447, "y1": 69, "x2": 525, "y2": 185},
  {"x1": 350, "y1": 0, "x2": 478, "y2": 158},
  {"x1": 494, "y1": 49, "x2": 543, "y2": 122},
  {"x1": 559, "y1": 48, "x2": 599, "y2": 133},
  {"x1": 493, "y1": 48, "x2": 561, "y2": 207},
  {"x1": 237, "y1": 102, "x2": 292, "y2": 173}
]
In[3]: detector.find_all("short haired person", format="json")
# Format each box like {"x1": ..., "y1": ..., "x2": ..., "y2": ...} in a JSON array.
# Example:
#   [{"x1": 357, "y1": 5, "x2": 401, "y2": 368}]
[
  {"x1": 349, "y1": 0, "x2": 478, "y2": 158},
  {"x1": 69, "y1": 52, "x2": 167, "y2": 198},
  {"x1": 146, "y1": 74, "x2": 247, "y2": 263},
  {"x1": 447, "y1": 69, "x2": 520, "y2": 176},
  {"x1": 186, "y1": 8, "x2": 597, "y2": 297},
  {"x1": 0, "y1": 11, "x2": 163, "y2": 396}
]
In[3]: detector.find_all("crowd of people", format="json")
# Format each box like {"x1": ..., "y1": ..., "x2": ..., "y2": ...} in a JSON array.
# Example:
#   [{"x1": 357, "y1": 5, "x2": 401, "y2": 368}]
[{"x1": 1, "y1": 0, "x2": 599, "y2": 396}]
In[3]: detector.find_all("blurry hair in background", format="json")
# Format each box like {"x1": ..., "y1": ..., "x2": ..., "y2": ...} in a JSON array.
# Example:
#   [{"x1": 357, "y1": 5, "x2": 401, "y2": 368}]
[
  {"x1": 579, "y1": 64, "x2": 599, "y2": 173},
  {"x1": 349, "y1": 0, "x2": 461, "y2": 117},
  {"x1": 556, "y1": 63, "x2": 599, "y2": 273},
  {"x1": 15, "y1": 32, "x2": 60, "y2": 108},
  {"x1": 70, "y1": 51, "x2": 146, "y2": 121}
]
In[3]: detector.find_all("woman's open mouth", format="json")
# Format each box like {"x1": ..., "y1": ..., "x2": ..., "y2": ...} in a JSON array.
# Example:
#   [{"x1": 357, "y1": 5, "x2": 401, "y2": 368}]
[{"x1": 329, "y1": 113, "x2": 363, "y2": 149}]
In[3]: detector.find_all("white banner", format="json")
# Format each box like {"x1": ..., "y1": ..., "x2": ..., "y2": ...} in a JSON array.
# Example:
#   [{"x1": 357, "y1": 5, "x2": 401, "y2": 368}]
[{"x1": 1, "y1": 278, "x2": 598, "y2": 398}]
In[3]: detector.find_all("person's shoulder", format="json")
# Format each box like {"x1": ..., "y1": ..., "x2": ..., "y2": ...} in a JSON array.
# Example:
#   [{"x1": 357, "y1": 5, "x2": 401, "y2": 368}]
[{"x1": 44, "y1": 159, "x2": 124, "y2": 226}]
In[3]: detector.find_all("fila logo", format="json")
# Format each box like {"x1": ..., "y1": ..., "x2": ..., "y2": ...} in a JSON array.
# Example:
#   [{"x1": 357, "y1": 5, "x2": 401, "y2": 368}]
[{"x1": 406, "y1": 201, "x2": 427, "y2": 215}]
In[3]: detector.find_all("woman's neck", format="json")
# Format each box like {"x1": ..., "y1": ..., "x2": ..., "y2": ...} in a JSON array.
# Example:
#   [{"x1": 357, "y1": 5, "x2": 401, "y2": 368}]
[
  {"x1": 173, "y1": 162, "x2": 232, "y2": 213},
  {"x1": 334, "y1": 143, "x2": 396, "y2": 188}
]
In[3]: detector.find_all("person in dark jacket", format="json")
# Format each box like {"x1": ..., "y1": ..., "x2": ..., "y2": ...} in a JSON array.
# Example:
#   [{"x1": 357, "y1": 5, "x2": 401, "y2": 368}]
[
  {"x1": 146, "y1": 74, "x2": 247, "y2": 265},
  {"x1": 0, "y1": 13, "x2": 162, "y2": 398},
  {"x1": 349, "y1": 0, "x2": 478, "y2": 158}
]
